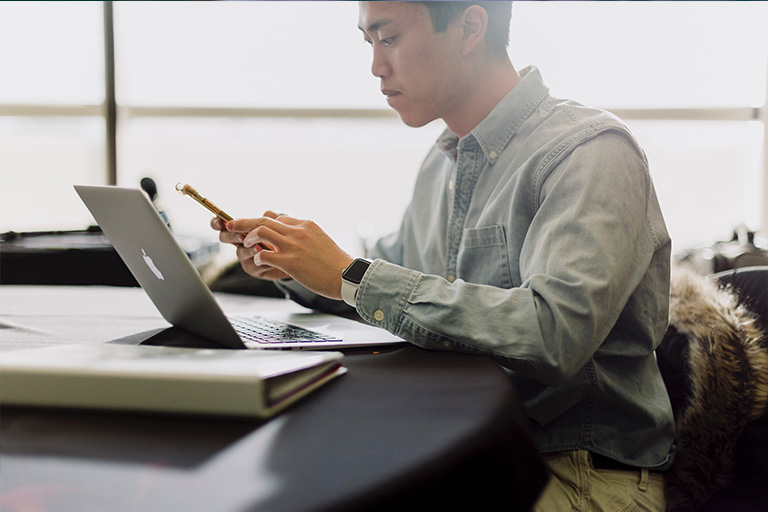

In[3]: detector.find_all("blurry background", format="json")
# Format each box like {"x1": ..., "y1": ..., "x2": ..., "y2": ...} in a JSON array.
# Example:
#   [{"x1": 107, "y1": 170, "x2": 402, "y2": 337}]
[{"x1": 1, "y1": 1, "x2": 767, "y2": 258}]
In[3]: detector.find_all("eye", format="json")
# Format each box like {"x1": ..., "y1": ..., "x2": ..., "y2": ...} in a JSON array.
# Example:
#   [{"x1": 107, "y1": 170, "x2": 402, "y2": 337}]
[{"x1": 380, "y1": 36, "x2": 395, "y2": 47}]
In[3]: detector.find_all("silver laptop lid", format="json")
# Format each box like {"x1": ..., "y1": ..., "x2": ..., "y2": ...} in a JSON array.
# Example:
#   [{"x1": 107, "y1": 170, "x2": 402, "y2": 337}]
[{"x1": 74, "y1": 185, "x2": 245, "y2": 348}]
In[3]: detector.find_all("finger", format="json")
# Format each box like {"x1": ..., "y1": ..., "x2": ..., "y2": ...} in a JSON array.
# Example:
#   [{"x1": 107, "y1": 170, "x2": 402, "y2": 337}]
[
  {"x1": 235, "y1": 247, "x2": 288, "y2": 280},
  {"x1": 236, "y1": 244, "x2": 259, "y2": 263},
  {"x1": 242, "y1": 260, "x2": 272, "y2": 279},
  {"x1": 219, "y1": 230, "x2": 245, "y2": 245},
  {"x1": 256, "y1": 216, "x2": 294, "y2": 234},
  {"x1": 273, "y1": 215, "x2": 302, "y2": 225},
  {"x1": 211, "y1": 217, "x2": 225, "y2": 231},
  {"x1": 243, "y1": 224, "x2": 284, "y2": 250},
  {"x1": 226, "y1": 218, "x2": 268, "y2": 233},
  {"x1": 252, "y1": 247, "x2": 283, "y2": 269},
  {"x1": 241, "y1": 217, "x2": 295, "y2": 247},
  {"x1": 241, "y1": 260, "x2": 278, "y2": 280},
  {"x1": 228, "y1": 217, "x2": 292, "y2": 238}
]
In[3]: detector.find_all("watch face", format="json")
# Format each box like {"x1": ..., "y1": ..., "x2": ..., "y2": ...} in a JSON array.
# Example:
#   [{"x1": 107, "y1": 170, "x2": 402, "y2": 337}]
[{"x1": 344, "y1": 259, "x2": 370, "y2": 284}]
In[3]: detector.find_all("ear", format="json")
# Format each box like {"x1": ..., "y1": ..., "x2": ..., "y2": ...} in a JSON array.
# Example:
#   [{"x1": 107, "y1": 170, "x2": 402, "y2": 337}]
[{"x1": 460, "y1": 5, "x2": 488, "y2": 57}]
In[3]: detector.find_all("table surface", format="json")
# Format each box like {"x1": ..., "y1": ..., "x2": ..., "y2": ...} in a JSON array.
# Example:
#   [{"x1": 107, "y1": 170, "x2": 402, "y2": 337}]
[{"x1": 0, "y1": 285, "x2": 547, "y2": 512}]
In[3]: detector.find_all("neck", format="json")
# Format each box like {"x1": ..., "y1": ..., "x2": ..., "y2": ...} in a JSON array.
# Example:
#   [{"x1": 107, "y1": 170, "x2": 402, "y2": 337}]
[{"x1": 444, "y1": 58, "x2": 521, "y2": 138}]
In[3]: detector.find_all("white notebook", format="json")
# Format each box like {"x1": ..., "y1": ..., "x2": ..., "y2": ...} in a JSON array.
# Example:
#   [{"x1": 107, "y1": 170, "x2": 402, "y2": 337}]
[{"x1": 0, "y1": 344, "x2": 346, "y2": 418}]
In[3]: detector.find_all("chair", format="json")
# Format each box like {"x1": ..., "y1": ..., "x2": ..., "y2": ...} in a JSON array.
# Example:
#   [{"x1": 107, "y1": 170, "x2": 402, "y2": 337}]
[{"x1": 658, "y1": 265, "x2": 768, "y2": 511}]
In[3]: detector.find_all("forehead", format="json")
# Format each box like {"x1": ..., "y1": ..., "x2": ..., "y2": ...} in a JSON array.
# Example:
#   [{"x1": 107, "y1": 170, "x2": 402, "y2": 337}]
[{"x1": 357, "y1": 1, "x2": 430, "y2": 32}]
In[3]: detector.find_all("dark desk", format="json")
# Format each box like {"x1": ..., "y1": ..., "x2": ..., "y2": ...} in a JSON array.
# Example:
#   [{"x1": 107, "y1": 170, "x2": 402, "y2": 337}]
[{"x1": 0, "y1": 286, "x2": 547, "y2": 512}]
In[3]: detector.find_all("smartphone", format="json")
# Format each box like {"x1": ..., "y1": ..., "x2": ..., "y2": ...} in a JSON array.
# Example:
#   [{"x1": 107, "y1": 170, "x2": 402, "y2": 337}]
[
  {"x1": 176, "y1": 183, "x2": 271, "y2": 250},
  {"x1": 175, "y1": 183, "x2": 233, "y2": 222}
]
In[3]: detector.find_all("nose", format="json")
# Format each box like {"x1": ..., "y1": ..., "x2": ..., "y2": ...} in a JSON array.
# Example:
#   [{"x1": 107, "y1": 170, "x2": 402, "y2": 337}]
[{"x1": 370, "y1": 45, "x2": 389, "y2": 79}]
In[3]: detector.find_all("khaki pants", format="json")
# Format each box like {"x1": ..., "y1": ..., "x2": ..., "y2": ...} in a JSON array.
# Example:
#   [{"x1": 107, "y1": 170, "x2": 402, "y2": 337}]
[{"x1": 533, "y1": 450, "x2": 666, "y2": 512}]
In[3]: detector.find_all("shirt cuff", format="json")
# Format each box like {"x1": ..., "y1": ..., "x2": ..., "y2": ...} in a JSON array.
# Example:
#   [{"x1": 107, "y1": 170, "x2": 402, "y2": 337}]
[{"x1": 355, "y1": 259, "x2": 421, "y2": 334}]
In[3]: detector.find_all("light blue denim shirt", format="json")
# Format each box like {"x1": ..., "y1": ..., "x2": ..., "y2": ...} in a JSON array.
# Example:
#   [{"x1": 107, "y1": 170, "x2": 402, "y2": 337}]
[{"x1": 282, "y1": 67, "x2": 675, "y2": 468}]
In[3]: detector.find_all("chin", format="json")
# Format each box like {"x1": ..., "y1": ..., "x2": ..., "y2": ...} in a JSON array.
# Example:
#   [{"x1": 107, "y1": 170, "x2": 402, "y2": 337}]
[
  {"x1": 400, "y1": 118, "x2": 430, "y2": 128},
  {"x1": 395, "y1": 110, "x2": 436, "y2": 129}
]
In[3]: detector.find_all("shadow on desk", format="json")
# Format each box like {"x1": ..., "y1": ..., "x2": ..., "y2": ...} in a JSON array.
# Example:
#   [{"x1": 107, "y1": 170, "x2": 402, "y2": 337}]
[{"x1": 0, "y1": 407, "x2": 258, "y2": 469}]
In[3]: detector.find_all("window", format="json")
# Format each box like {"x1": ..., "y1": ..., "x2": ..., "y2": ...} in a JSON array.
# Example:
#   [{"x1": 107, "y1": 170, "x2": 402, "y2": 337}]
[
  {"x1": 0, "y1": 2, "x2": 104, "y2": 105},
  {"x1": 2, "y1": 1, "x2": 767, "y2": 255},
  {"x1": 0, "y1": 1, "x2": 105, "y2": 232},
  {"x1": 509, "y1": 1, "x2": 768, "y2": 250},
  {"x1": 510, "y1": 2, "x2": 768, "y2": 109}
]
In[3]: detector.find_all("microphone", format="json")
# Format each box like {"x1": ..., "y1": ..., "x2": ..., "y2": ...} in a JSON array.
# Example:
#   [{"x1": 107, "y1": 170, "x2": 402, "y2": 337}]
[
  {"x1": 140, "y1": 177, "x2": 158, "y2": 202},
  {"x1": 140, "y1": 177, "x2": 172, "y2": 230}
]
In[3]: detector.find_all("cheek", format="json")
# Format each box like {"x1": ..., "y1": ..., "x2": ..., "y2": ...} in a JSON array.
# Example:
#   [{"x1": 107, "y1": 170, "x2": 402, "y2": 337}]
[
  {"x1": 399, "y1": 56, "x2": 440, "y2": 101},
  {"x1": 406, "y1": 43, "x2": 456, "y2": 88}
]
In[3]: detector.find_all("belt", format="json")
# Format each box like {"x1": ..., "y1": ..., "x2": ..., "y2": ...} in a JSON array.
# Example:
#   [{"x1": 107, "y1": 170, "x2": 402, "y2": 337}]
[{"x1": 591, "y1": 453, "x2": 664, "y2": 473}]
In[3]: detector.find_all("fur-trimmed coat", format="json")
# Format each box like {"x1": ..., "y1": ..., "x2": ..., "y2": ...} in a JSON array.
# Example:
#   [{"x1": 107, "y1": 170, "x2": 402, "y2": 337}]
[{"x1": 663, "y1": 265, "x2": 768, "y2": 511}]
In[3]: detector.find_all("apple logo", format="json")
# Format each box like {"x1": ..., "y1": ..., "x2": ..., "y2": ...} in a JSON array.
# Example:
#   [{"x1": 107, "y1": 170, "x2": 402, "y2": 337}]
[{"x1": 142, "y1": 249, "x2": 164, "y2": 280}]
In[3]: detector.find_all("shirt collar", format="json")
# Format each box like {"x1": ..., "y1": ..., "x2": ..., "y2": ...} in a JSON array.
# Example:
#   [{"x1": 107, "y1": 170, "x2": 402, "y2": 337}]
[{"x1": 437, "y1": 66, "x2": 550, "y2": 163}]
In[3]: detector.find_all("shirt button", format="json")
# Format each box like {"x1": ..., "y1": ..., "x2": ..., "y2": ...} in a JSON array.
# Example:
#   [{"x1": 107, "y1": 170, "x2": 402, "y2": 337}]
[
  {"x1": 441, "y1": 341, "x2": 452, "y2": 349},
  {"x1": 448, "y1": 180, "x2": 454, "y2": 191},
  {"x1": 489, "y1": 150, "x2": 497, "y2": 160},
  {"x1": 373, "y1": 309, "x2": 385, "y2": 322},
  {"x1": 448, "y1": 274, "x2": 456, "y2": 283}
]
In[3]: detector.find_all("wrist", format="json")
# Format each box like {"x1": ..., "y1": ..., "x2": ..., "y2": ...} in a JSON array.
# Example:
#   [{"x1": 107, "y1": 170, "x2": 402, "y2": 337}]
[{"x1": 341, "y1": 258, "x2": 372, "y2": 307}]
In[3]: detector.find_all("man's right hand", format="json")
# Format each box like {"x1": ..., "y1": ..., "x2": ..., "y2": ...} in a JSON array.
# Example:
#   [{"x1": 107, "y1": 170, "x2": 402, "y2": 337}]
[{"x1": 211, "y1": 211, "x2": 292, "y2": 281}]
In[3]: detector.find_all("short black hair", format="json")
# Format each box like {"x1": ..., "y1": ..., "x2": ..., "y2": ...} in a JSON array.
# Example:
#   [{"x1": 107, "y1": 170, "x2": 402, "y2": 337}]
[{"x1": 414, "y1": 1, "x2": 512, "y2": 59}]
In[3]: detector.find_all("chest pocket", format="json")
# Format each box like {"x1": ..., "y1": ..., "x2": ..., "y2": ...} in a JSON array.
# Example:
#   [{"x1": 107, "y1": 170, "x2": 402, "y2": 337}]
[{"x1": 456, "y1": 224, "x2": 513, "y2": 288}]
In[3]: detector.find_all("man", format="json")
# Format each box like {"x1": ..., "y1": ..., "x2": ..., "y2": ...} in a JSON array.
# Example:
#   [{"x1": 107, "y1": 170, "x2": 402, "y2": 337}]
[{"x1": 213, "y1": 2, "x2": 674, "y2": 510}]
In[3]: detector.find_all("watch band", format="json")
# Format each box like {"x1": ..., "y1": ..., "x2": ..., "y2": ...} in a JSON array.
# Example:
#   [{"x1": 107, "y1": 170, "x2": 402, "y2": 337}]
[
  {"x1": 340, "y1": 278, "x2": 359, "y2": 308},
  {"x1": 341, "y1": 258, "x2": 371, "y2": 308}
]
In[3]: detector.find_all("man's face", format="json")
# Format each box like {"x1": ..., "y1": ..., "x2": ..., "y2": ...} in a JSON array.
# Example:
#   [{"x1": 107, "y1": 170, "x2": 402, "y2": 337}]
[{"x1": 358, "y1": 1, "x2": 466, "y2": 128}]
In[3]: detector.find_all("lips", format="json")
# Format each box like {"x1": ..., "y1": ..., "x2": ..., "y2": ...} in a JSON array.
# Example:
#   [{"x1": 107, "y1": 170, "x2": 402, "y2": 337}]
[{"x1": 381, "y1": 89, "x2": 400, "y2": 98}]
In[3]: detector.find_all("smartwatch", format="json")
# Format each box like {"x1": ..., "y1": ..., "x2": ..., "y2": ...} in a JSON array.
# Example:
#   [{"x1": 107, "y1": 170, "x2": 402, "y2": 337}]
[{"x1": 341, "y1": 258, "x2": 372, "y2": 307}]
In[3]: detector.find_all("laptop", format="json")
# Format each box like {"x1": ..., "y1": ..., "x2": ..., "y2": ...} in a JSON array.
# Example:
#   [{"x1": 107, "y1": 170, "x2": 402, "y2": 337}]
[{"x1": 74, "y1": 185, "x2": 406, "y2": 350}]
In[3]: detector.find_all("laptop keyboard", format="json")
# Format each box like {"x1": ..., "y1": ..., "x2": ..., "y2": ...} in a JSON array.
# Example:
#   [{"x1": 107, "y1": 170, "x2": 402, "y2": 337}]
[{"x1": 228, "y1": 315, "x2": 343, "y2": 345}]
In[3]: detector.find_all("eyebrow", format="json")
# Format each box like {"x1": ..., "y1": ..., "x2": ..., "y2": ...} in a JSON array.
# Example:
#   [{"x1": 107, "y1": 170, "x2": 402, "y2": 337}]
[{"x1": 358, "y1": 18, "x2": 392, "y2": 34}]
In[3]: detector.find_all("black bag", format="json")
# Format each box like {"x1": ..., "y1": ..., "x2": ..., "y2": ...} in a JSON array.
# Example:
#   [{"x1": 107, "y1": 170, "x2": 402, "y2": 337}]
[{"x1": 676, "y1": 224, "x2": 768, "y2": 274}]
